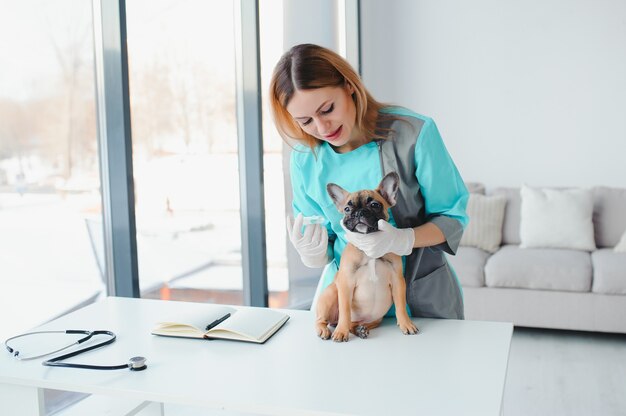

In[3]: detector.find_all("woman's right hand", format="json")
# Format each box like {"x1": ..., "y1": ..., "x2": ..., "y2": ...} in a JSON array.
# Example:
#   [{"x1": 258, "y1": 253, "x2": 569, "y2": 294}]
[{"x1": 287, "y1": 213, "x2": 330, "y2": 268}]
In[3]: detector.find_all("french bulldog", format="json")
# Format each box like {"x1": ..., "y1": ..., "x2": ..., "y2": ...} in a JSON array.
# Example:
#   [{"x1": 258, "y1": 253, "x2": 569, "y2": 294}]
[{"x1": 315, "y1": 172, "x2": 419, "y2": 342}]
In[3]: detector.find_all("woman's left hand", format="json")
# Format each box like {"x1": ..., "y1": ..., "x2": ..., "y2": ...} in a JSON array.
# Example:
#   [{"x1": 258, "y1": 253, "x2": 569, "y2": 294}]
[{"x1": 341, "y1": 219, "x2": 415, "y2": 258}]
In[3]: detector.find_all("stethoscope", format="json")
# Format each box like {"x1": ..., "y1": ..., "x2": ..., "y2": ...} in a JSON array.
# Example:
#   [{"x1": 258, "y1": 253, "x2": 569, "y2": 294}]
[{"x1": 4, "y1": 330, "x2": 147, "y2": 371}]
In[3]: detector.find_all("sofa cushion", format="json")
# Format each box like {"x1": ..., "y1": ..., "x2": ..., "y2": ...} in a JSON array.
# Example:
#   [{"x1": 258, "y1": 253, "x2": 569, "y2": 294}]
[
  {"x1": 447, "y1": 246, "x2": 490, "y2": 287},
  {"x1": 593, "y1": 187, "x2": 626, "y2": 248},
  {"x1": 591, "y1": 249, "x2": 626, "y2": 294},
  {"x1": 490, "y1": 187, "x2": 521, "y2": 245},
  {"x1": 485, "y1": 245, "x2": 592, "y2": 292},
  {"x1": 460, "y1": 194, "x2": 507, "y2": 253},
  {"x1": 519, "y1": 186, "x2": 595, "y2": 251}
]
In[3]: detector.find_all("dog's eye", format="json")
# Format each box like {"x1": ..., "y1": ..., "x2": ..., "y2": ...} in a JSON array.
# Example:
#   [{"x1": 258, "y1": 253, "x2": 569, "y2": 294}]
[
  {"x1": 344, "y1": 206, "x2": 351, "y2": 212},
  {"x1": 370, "y1": 201, "x2": 382, "y2": 209}
]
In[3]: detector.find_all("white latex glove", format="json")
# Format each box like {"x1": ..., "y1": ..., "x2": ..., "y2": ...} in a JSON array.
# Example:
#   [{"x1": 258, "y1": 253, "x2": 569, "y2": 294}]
[
  {"x1": 287, "y1": 213, "x2": 330, "y2": 268},
  {"x1": 342, "y1": 219, "x2": 415, "y2": 258}
]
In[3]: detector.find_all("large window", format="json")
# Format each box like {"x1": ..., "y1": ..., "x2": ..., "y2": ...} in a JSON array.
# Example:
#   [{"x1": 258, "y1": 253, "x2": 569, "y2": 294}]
[
  {"x1": 126, "y1": 0, "x2": 296, "y2": 307},
  {"x1": 124, "y1": 0, "x2": 311, "y2": 309},
  {"x1": 125, "y1": 0, "x2": 244, "y2": 304},
  {"x1": 0, "y1": 1, "x2": 103, "y2": 341},
  {"x1": 1, "y1": 1, "x2": 311, "y2": 344}
]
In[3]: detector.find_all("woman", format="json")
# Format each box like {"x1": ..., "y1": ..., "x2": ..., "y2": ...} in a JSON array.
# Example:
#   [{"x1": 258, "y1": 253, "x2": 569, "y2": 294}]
[{"x1": 269, "y1": 43, "x2": 468, "y2": 319}]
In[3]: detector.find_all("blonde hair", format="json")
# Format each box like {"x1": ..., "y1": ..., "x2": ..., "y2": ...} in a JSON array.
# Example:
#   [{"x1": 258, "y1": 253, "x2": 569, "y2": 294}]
[{"x1": 269, "y1": 44, "x2": 393, "y2": 150}]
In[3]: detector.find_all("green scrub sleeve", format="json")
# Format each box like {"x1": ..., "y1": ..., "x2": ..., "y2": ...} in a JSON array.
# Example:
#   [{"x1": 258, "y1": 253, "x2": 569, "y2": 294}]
[
  {"x1": 414, "y1": 118, "x2": 469, "y2": 255},
  {"x1": 289, "y1": 150, "x2": 324, "y2": 220},
  {"x1": 289, "y1": 150, "x2": 336, "y2": 261}
]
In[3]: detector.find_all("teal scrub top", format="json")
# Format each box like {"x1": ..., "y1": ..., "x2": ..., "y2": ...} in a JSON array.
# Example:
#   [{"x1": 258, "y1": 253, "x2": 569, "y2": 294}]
[{"x1": 290, "y1": 109, "x2": 468, "y2": 314}]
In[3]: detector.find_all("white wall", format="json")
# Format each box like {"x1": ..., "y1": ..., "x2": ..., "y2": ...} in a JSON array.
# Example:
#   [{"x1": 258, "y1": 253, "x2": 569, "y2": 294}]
[{"x1": 361, "y1": 0, "x2": 626, "y2": 188}]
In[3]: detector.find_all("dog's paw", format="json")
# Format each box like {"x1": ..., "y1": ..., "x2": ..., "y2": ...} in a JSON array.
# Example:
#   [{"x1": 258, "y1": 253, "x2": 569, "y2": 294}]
[
  {"x1": 331, "y1": 327, "x2": 350, "y2": 342},
  {"x1": 354, "y1": 325, "x2": 369, "y2": 339},
  {"x1": 316, "y1": 324, "x2": 331, "y2": 340},
  {"x1": 398, "y1": 320, "x2": 419, "y2": 335}
]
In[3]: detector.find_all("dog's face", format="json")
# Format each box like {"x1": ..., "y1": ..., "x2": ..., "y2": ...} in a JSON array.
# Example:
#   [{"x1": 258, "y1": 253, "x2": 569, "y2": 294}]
[{"x1": 326, "y1": 172, "x2": 400, "y2": 234}]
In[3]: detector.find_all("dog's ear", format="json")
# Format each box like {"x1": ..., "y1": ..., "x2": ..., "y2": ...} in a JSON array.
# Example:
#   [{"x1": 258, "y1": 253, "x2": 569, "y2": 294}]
[
  {"x1": 327, "y1": 183, "x2": 350, "y2": 211},
  {"x1": 376, "y1": 172, "x2": 400, "y2": 207}
]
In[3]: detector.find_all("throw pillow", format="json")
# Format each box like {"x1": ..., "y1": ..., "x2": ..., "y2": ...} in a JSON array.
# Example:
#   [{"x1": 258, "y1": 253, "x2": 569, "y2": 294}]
[
  {"x1": 615, "y1": 230, "x2": 626, "y2": 253},
  {"x1": 465, "y1": 182, "x2": 486, "y2": 195},
  {"x1": 460, "y1": 194, "x2": 507, "y2": 253},
  {"x1": 520, "y1": 185, "x2": 596, "y2": 251}
]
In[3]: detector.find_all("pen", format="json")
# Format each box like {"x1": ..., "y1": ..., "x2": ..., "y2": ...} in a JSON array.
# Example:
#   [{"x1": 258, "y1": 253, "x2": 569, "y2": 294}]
[{"x1": 205, "y1": 313, "x2": 231, "y2": 331}]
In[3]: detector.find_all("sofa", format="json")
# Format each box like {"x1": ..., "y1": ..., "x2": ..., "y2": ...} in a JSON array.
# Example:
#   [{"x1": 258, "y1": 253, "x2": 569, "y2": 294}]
[{"x1": 448, "y1": 184, "x2": 626, "y2": 333}]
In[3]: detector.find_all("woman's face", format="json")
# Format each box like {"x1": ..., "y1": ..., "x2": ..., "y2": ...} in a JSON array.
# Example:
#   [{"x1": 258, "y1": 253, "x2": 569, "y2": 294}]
[{"x1": 286, "y1": 85, "x2": 359, "y2": 151}]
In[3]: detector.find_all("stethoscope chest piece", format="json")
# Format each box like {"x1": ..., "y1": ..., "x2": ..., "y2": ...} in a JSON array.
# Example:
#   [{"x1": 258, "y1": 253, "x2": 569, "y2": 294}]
[{"x1": 129, "y1": 356, "x2": 147, "y2": 371}]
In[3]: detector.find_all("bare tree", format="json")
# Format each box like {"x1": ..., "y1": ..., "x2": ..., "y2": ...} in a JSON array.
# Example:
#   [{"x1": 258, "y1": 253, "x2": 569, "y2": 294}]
[
  {"x1": 0, "y1": 100, "x2": 35, "y2": 181},
  {"x1": 191, "y1": 63, "x2": 236, "y2": 153},
  {"x1": 128, "y1": 59, "x2": 176, "y2": 157},
  {"x1": 45, "y1": 4, "x2": 95, "y2": 179}
]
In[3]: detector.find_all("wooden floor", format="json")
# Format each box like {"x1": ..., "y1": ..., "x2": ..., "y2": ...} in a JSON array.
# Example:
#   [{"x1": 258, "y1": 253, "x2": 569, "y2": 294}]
[{"x1": 503, "y1": 327, "x2": 626, "y2": 415}]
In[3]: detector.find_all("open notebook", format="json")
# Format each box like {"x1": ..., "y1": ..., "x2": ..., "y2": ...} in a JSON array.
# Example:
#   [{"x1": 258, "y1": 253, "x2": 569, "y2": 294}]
[{"x1": 151, "y1": 305, "x2": 290, "y2": 344}]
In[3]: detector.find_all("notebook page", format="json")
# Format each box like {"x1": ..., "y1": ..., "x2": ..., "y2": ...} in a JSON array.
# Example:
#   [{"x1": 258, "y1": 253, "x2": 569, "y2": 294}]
[{"x1": 214, "y1": 308, "x2": 287, "y2": 340}]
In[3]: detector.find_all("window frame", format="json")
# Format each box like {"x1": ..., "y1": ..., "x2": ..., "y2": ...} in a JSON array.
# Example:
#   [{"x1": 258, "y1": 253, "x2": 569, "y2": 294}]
[{"x1": 92, "y1": 0, "x2": 268, "y2": 306}]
